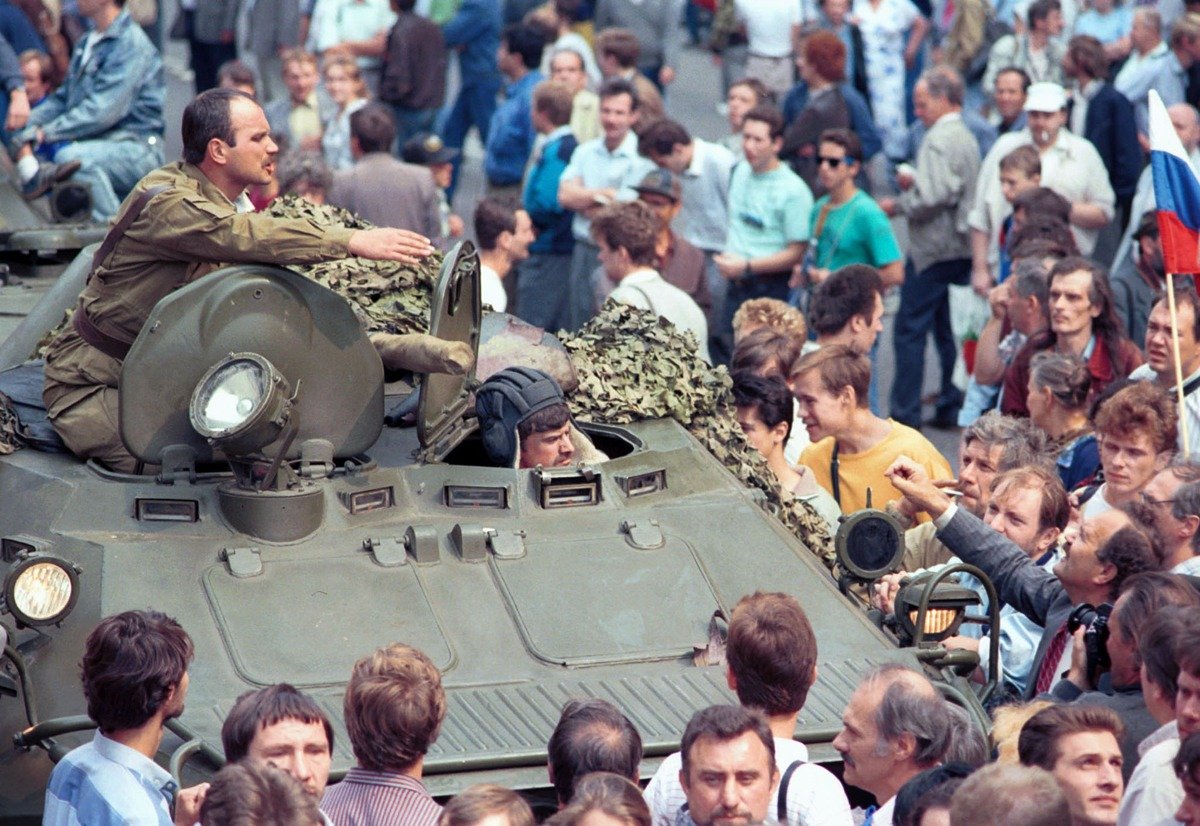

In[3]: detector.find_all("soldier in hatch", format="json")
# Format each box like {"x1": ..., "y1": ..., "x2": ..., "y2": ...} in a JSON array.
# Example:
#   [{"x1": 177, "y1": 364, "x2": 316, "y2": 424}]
[{"x1": 475, "y1": 367, "x2": 606, "y2": 469}]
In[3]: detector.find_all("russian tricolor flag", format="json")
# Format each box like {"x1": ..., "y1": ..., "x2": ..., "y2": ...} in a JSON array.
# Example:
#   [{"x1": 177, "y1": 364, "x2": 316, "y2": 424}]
[{"x1": 1151, "y1": 90, "x2": 1200, "y2": 274}]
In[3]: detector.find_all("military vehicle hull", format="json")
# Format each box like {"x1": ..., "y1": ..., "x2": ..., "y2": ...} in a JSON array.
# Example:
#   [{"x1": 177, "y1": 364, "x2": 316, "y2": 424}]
[{"x1": 0, "y1": 414, "x2": 924, "y2": 818}]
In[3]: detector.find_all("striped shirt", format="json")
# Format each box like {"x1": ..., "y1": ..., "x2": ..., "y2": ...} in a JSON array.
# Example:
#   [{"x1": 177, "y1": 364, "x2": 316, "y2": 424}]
[
  {"x1": 43, "y1": 731, "x2": 176, "y2": 826},
  {"x1": 321, "y1": 768, "x2": 442, "y2": 826}
]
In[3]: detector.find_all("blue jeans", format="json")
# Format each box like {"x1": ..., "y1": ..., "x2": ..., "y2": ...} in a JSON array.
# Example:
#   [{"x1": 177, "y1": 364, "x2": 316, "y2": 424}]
[
  {"x1": 889, "y1": 257, "x2": 970, "y2": 428},
  {"x1": 439, "y1": 80, "x2": 499, "y2": 199},
  {"x1": 391, "y1": 105, "x2": 438, "y2": 151},
  {"x1": 55, "y1": 136, "x2": 164, "y2": 222}
]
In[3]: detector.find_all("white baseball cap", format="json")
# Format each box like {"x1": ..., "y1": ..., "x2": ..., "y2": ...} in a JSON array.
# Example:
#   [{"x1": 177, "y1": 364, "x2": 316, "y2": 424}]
[{"x1": 1024, "y1": 82, "x2": 1067, "y2": 113}]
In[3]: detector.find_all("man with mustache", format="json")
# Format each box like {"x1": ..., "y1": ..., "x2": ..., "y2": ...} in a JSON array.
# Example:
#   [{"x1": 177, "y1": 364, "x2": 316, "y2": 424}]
[
  {"x1": 675, "y1": 705, "x2": 779, "y2": 826},
  {"x1": 831, "y1": 665, "x2": 951, "y2": 826}
]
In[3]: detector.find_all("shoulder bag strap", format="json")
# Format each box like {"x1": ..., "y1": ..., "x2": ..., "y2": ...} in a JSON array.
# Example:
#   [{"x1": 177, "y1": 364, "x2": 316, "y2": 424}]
[
  {"x1": 776, "y1": 759, "x2": 805, "y2": 823},
  {"x1": 90, "y1": 184, "x2": 171, "y2": 278}
]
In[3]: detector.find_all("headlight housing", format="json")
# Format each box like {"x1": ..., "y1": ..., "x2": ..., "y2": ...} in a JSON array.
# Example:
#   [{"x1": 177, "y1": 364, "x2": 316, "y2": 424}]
[
  {"x1": 3, "y1": 554, "x2": 79, "y2": 627},
  {"x1": 189, "y1": 352, "x2": 293, "y2": 456}
]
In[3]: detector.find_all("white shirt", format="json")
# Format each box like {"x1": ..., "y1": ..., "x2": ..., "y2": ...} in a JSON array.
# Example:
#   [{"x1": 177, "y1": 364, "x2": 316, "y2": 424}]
[
  {"x1": 676, "y1": 138, "x2": 737, "y2": 253},
  {"x1": 969, "y1": 128, "x2": 1115, "y2": 262},
  {"x1": 868, "y1": 796, "x2": 896, "y2": 826},
  {"x1": 1117, "y1": 732, "x2": 1181, "y2": 826},
  {"x1": 480, "y1": 263, "x2": 507, "y2": 312},
  {"x1": 734, "y1": 0, "x2": 801, "y2": 57},
  {"x1": 644, "y1": 737, "x2": 853, "y2": 826},
  {"x1": 610, "y1": 268, "x2": 711, "y2": 363},
  {"x1": 1080, "y1": 485, "x2": 1116, "y2": 518}
]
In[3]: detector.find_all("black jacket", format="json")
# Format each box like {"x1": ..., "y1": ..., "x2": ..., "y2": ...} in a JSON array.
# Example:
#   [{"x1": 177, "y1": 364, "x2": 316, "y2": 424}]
[{"x1": 1069, "y1": 82, "x2": 1144, "y2": 202}]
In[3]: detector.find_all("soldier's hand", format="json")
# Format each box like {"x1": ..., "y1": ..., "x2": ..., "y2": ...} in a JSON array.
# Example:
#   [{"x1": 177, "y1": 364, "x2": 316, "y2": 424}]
[{"x1": 348, "y1": 228, "x2": 436, "y2": 264}]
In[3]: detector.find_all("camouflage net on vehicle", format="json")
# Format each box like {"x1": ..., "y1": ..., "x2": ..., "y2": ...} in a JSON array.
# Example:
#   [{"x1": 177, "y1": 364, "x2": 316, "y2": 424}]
[
  {"x1": 266, "y1": 196, "x2": 440, "y2": 336},
  {"x1": 558, "y1": 302, "x2": 835, "y2": 569},
  {"x1": 249, "y1": 198, "x2": 835, "y2": 566}
]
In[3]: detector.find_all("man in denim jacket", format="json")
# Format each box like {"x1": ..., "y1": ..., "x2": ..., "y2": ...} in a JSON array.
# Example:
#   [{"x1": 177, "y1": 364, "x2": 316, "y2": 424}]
[{"x1": 8, "y1": 0, "x2": 164, "y2": 221}]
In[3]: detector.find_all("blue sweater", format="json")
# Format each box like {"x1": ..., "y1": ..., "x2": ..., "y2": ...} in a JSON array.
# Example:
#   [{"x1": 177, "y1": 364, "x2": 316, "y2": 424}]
[{"x1": 523, "y1": 127, "x2": 578, "y2": 255}]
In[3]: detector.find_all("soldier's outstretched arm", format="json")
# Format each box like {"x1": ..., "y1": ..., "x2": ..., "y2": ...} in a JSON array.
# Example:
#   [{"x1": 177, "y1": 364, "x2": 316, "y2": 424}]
[{"x1": 347, "y1": 227, "x2": 436, "y2": 264}]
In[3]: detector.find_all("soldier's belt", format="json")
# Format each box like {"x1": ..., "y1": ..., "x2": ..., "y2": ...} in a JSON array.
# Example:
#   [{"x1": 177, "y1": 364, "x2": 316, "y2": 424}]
[{"x1": 73, "y1": 310, "x2": 133, "y2": 362}]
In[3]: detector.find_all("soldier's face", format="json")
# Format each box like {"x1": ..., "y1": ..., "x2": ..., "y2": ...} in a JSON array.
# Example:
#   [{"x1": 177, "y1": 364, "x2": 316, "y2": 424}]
[
  {"x1": 519, "y1": 422, "x2": 575, "y2": 468},
  {"x1": 222, "y1": 98, "x2": 279, "y2": 188}
]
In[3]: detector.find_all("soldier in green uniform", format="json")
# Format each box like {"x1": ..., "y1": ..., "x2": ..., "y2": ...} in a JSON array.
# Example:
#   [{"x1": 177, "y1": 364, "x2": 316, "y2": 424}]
[{"x1": 43, "y1": 88, "x2": 444, "y2": 472}]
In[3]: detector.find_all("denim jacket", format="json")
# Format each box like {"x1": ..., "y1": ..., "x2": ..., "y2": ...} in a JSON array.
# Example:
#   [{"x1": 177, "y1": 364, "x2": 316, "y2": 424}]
[
  {"x1": 484, "y1": 70, "x2": 543, "y2": 186},
  {"x1": 30, "y1": 10, "x2": 164, "y2": 144},
  {"x1": 442, "y1": 0, "x2": 501, "y2": 86}
]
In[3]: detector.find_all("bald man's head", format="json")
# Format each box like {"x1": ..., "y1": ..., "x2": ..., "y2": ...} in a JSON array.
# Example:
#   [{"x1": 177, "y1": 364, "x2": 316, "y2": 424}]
[{"x1": 1171, "y1": 103, "x2": 1200, "y2": 151}]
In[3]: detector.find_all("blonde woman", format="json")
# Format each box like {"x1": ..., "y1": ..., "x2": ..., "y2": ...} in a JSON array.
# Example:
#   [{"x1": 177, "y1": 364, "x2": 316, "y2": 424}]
[{"x1": 321, "y1": 54, "x2": 369, "y2": 171}]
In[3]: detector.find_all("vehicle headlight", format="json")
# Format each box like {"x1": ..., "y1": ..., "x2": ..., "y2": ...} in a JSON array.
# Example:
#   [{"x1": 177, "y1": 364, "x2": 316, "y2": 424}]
[
  {"x1": 4, "y1": 555, "x2": 79, "y2": 627},
  {"x1": 189, "y1": 353, "x2": 293, "y2": 456},
  {"x1": 894, "y1": 574, "x2": 981, "y2": 643}
]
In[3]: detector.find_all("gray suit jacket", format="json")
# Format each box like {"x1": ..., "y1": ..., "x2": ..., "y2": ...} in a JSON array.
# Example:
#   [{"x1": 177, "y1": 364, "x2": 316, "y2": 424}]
[
  {"x1": 243, "y1": 0, "x2": 301, "y2": 56},
  {"x1": 327, "y1": 153, "x2": 441, "y2": 238},
  {"x1": 193, "y1": 0, "x2": 242, "y2": 44},
  {"x1": 937, "y1": 507, "x2": 1072, "y2": 699},
  {"x1": 895, "y1": 114, "x2": 980, "y2": 273}
]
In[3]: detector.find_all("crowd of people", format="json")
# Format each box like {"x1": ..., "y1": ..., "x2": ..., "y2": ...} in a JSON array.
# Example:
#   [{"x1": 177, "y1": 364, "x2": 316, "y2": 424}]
[{"x1": 6, "y1": 0, "x2": 1200, "y2": 824}]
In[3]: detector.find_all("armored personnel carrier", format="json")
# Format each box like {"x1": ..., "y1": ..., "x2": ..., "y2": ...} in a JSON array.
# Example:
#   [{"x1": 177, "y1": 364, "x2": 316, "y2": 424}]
[{"x1": 0, "y1": 243, "x2": 990, "y2": 820}]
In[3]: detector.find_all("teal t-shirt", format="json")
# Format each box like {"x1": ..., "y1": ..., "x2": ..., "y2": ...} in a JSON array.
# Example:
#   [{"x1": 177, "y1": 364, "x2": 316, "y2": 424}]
[
  {"x1": 808, "y1": 190, "x2": 902, "y2": 271},
  {"x1": 726, "y1": 161, "x2": 814, "y2": 261}
]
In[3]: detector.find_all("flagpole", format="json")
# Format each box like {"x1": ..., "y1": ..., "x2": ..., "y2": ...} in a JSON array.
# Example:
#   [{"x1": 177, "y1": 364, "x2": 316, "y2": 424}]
[{"x1": 1167, "y1": 272, "x2": 1192, "y2": 457}]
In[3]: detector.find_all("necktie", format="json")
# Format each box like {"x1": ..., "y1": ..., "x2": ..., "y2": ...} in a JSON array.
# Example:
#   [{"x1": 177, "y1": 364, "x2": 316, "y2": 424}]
[
  {"x1": 863, "y1": 804, "x2": 878, "y2": 826},
  {"x1": 1035, "y1": 621, "x2": 1070, "y2": 694}
]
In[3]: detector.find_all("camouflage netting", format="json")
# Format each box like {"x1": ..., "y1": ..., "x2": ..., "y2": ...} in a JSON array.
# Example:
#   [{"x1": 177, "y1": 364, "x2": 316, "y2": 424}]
[
  {"x1": 558, "y1": 303, "x2": 835, "y2": 568},
  {"x1": 266, "y1": 196, "x2": 440, "y2": 336},
  {"x1": 267, "y1": 198, "x2": 834, "y2": 564}
]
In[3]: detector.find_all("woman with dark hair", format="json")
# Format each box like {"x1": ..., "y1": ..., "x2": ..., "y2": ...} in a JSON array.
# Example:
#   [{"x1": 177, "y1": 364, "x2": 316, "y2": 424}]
[
  {"x1": 1027, "y1": 351, "x2": 1099, "y2": 489},
  {"x1": 781, "y1": 31, "x2": 850, "y2": 193},
  {"x1": 731, "y1": 371, "x2": 841, "y2": 530}
]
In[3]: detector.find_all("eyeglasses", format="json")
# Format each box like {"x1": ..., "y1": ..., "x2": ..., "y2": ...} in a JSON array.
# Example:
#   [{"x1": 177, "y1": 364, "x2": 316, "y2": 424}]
[
  {"x1": 1139, "y1": 492, "x2": 1176, "y2": 509},
  {"x1": 817, "y1": 156, "x2": 846, "y2": 167}
]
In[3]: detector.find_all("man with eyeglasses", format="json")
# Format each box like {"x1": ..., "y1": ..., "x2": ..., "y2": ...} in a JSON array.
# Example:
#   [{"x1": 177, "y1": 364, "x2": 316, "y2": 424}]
[
  {"x1": 1134, "y1": 463, "x2": 1200, "y2": 574},
  {"x1": 878, "y1": 66, "x2": 981, "y2": 431},
  {"x1": 1129, "y1": 288, "x2": 1200, "y2": 457}
]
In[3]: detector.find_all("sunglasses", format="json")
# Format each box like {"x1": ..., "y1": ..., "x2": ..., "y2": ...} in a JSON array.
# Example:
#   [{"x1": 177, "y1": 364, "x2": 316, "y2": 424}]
[{"x1": 817, "y1": 156, "x2": 849, "y2": 167}]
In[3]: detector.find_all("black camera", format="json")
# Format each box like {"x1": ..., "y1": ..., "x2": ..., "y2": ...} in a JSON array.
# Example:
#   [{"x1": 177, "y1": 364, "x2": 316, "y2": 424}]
[{"x1": 1067, "y1": 602, "x2": 1112, "y2": 687}]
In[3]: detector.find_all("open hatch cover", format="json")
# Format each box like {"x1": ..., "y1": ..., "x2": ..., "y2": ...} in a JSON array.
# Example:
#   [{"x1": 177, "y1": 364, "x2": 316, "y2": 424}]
[{"x1": 417, "y1": 241, "x2": 481, "y2": 461}]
